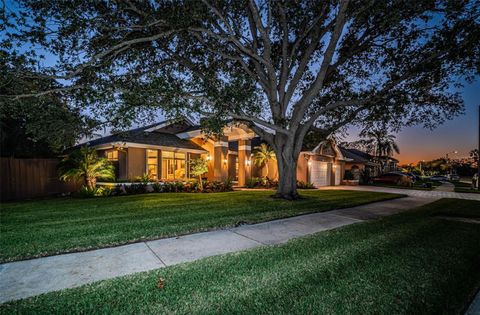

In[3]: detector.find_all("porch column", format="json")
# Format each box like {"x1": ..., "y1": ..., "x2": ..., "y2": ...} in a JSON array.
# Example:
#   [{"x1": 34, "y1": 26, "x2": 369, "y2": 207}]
[
  {"x1": 238, "y1": 139, "x2": 251, "y2": 186},
  {"x1": 213, "y1": 137, "x2": 228, "y2": 181}
]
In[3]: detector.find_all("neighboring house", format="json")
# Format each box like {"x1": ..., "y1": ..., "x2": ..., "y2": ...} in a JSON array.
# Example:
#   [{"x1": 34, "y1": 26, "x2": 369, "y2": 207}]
[
  {"x1": 82, "y1": 118, "x2": 353, "y2": 187},
  {"x1": 338, "y1": 147, "x2": 398, "y2": 180}
]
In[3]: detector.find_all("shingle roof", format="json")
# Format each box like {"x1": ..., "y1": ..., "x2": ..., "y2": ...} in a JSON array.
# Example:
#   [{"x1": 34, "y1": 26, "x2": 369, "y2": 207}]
[
  {"x1": 81, "y1": 128, "x2": 206, "y2": 152},
  {"x1": 339, "y1": 147, "x2": 371, "y2": 163}
]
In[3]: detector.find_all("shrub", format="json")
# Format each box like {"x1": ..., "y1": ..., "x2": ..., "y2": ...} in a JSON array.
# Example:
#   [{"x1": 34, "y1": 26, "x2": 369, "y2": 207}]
[
  {"x1": 398, "y1": 176, "x2": 413, "y2": 187},
  {"x1": 343, "y1": 170, "x2": 354, "y2": 180},
  {"x1": 297, "y1": 181, "x2": 315, "y2": 189},
  {"x1": 78, "y1": 186, "x2": 99, "y2": 198},
  {"x1": 124, "y1": 183, "x2": 146, "y2": 194},
  {"x1": 246, "y1": 177, "x2": 260, "y2": 188},
  {"x1": 152, "y1": 182, "x2": 162, "y2": 193},
  {"x1": 223, "y1": 177, "x2": 234, "y2": 191}
]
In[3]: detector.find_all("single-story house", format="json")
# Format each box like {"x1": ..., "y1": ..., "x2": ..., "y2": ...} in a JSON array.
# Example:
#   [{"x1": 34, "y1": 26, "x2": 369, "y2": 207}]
[
  {"x1": 339, "y1": 147, "x2": 398, "y2": 180},
  {"x1": 83, "y1": 118, "x2": 352, "y2": 187}
]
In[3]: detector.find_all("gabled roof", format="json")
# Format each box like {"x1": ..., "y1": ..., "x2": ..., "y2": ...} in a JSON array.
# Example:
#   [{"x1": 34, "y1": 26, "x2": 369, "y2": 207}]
[{"x1": 79, "y1": 119, "x2": 206, "y2": 152}]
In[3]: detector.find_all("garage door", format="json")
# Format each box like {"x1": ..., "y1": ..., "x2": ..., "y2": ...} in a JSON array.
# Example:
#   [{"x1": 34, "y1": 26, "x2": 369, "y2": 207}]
[{"x1": 310, "y1": 161, "x2": 331, "y2": 187}]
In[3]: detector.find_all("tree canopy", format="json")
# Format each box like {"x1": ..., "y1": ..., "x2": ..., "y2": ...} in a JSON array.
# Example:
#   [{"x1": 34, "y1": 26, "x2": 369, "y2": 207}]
[
  {"x1": 0, "y1": 51, "x2": 97, "y2": 157},
  {"x1": 1, "y1": 0, "x2": 479, "y2": 197}
]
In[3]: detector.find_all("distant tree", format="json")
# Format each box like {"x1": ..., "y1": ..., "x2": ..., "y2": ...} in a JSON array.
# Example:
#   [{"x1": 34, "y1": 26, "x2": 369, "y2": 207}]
[
  {"x1": 253, "y1": 143, "x2": 276, "y2": 179},
  {"x1": 470, "y1": 149, "x2": 479, "y2": 163},
  {"x1": 189, "y1": 157, "x2": 209, "y2": 190},
  {"x1": 3, "y1": 0, "x2": 479, "y2": 198},
  {"x1": 58, "y1": 147, "x2": 115, "y2": 190}
]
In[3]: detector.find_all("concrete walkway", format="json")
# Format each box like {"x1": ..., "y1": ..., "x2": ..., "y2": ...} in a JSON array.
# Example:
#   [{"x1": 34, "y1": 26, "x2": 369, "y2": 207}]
[
  {"x1": 319, "y1": 185, "x2": 480, "y2": 201},
  {"x1": 0, "y1": 196, "x2": 435, "y2": 304},
  {"x1": 434, "y1": 181, "x2": 455, "y2": 192}
]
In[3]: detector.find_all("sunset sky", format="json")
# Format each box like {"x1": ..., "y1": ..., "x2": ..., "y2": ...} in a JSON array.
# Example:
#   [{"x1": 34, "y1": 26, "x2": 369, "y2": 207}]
[{"x1": 345, "y1": 79, "x2": 479, "y2": 165}]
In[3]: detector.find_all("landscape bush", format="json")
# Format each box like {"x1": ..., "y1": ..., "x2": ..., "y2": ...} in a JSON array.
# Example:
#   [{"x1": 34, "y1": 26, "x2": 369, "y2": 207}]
[{"x1": 297, "y1": 181, "x2": 315, "y2": 189}]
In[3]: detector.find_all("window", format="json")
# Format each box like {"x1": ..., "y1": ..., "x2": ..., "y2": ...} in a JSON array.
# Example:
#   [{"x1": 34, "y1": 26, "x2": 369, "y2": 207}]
[
  {"x1": 161, "y1": 151, "x2": 186, "y2": 180},
  {"x1": 106, "y1": 150, "x2": 118, "y2": 161},
  {"x1": 146, "y1": 149, "x2": 158, "y2": 180}
]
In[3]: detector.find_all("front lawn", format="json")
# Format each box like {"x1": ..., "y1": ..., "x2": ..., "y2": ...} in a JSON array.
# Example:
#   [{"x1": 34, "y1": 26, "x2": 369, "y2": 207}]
[
  {"x1": 2, "y1": 198, "x2": 479, "y2": 314},
  {"x1": 0, "y1": 190, "x2": 402, "y2": 263},
  {"x1": 451, "y1": 181, "x2": 480, "y2": 194}
]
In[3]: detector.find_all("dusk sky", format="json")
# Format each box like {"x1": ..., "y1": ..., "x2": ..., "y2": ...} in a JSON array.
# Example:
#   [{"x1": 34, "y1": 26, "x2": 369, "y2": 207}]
[{"x1": 344, "y1": 79, "x2": 479, "y2": 165}]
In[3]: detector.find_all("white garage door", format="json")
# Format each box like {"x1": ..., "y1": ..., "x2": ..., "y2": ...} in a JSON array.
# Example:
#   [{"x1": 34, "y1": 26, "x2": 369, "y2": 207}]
[{"x1": 310, "y1": 161, "x2": 331, "y2": 187}]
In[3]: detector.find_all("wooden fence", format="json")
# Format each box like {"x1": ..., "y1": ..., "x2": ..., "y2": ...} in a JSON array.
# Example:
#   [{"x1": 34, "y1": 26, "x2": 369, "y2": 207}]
[{"x1": 0, "y1": 157, "x2": 80, "y2": 201}]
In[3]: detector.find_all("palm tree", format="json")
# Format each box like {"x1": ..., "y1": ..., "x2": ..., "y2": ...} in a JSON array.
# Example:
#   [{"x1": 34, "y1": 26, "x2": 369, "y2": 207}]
[
  {"x1": 252, "y1": 143, "x2": 276, "y2": 178},
  {"x1": 362, "y1": 130, "x2": 400, "y2": 170},
  {"x1": 59, "y1": 147, "x2": 115, "y2": 190}
]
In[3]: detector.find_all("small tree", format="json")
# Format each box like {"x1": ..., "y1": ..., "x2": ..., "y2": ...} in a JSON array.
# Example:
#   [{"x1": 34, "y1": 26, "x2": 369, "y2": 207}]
[
  {"x1": 59, "y1": 147, "x2": 115, "y2": 190},
  {"x1": 253, "y1": 143, "x2": 276, "y2": 179},
  {"x1": 190, "y1": 158, "x2": 208, "y2": 190}
]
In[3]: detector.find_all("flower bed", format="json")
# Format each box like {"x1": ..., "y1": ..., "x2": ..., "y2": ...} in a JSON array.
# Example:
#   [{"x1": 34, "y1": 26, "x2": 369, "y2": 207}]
[{"x1": 87, "y1": 179, "x2": 234, "y2": 197}]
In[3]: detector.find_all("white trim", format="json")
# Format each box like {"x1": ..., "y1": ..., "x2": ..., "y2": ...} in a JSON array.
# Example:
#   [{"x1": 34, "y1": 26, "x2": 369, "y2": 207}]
[
  {"x1": 227, "y1": 150, "x2": 238, "y2": 155},
  {"x1": 213, "y1": 141, "x2": 228, "y2": 147},
  {"x1": 238, "y1": 145, "x2": 251, "y2": 151},
  {"x1": 227, "y1": 132, "x2": 256, "y2": 141},
  {"x1": 176, "y1": 129, "x2": 203, "y2": 139},
  {"x1": 91, "y1": 142, "x2": 207, "y2": 154}
]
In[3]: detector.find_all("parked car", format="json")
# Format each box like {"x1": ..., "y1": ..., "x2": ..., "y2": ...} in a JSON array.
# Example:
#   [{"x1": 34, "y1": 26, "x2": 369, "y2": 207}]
[
  {"x1": 429, "y1": 175, "x2": 448, "y2": 181},
  {"x1": 372, "y1": 172, "x2": 410, "y2": 185},
  {"x1": 446, "y1": 174, "x2": 460, "y2": 181}
]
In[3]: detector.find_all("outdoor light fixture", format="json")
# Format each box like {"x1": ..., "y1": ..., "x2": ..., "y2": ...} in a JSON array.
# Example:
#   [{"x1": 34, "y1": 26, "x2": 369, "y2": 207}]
[
  {"x1": 246, "y1": 159, "x2": 251, "y2": 166},
  {"x1": 223, "y1": 158, "x2": 227, "y2": 165},
  {"x1": 308, "y1": 160, "x2": 312, "y2": 166},
  {"x1": 206, "y1": 154, "x2": 211, "y2": 161}
]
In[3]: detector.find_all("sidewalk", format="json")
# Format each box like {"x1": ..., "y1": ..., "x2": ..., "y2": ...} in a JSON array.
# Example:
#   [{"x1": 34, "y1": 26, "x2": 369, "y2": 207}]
[
  {"x1": 319, "y1": 185, "x2": 480, "y2": 201},
  {"x1": 0, "y1": 196, "x2": 434, "y2": 303}
]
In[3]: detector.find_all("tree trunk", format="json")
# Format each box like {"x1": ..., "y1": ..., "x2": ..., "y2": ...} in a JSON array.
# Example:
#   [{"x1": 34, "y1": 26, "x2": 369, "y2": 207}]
[
  {"x1": 198, "y1": 175, "x2": 203, "y2": 190},
  {"x1": 86, "y1": 177, "x2": 96, "y2": 190},
  {"x1": 272, "y1": 137, "x2": 300, "y2": 200}
]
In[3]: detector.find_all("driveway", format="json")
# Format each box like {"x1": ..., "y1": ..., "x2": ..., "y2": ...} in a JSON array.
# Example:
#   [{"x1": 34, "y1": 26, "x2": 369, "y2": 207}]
[{"x1": 320, "y1": 185, "x2": 480, "y2": 201}]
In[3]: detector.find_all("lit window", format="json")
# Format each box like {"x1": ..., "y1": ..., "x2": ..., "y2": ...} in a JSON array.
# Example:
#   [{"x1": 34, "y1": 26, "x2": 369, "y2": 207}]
[
  {"x1": 106, "y1": 150, "x2": 118, "y2": 161},
  {"x1": 146, "y1": 149, "x2": 158, "y2": 180},
  {"x1": 161, "y1": 151, "x2": 186, "y2": 180}
]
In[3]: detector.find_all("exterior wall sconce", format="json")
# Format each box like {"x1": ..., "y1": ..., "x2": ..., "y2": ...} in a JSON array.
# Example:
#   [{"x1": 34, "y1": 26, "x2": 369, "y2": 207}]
[
  {"x1": 246, "y1": 159, "x2": 251, "y2": 166},
  {"x1": 305, "y1": 155, "x2": 312, "y2": 166},
  {"x1": 223, "y1": 158, "x2": 227, "y2": 165},
  {"x1": 206, "y1": 154, "x2": 211, "y2": 161}
]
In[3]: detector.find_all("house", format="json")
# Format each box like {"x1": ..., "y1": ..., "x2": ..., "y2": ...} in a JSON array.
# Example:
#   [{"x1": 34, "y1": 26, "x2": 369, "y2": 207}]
[
  {"x1": 339, "y1": 147, "x2": 398, "y2": 180},
  {"x1": 83, "y1": 118, "x2": 351, "y2": 187}
]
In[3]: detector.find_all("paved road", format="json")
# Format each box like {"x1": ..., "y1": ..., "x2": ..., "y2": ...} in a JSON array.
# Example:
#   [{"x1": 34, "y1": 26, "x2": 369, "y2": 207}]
[
  {"x1": 319, "y1": 185, "x2": 480, "y2": 201},
  {"x1": 0, "y1": 196, "x2": 434, "y2": 303}
]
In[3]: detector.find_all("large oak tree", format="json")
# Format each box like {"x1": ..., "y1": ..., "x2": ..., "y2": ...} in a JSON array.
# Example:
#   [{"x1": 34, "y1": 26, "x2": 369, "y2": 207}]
[{"x1": 2, "y1": 0, "x2": 479, "y2": 198}]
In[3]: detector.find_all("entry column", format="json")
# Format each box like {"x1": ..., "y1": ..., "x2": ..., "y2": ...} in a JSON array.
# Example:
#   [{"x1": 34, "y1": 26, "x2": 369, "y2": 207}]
[
  {"x1": 238, "y1": 139, "x2": 252, "y2": 186},
  {"x1": 213, "y1": 137, "x2": 228, "y2": 181}
]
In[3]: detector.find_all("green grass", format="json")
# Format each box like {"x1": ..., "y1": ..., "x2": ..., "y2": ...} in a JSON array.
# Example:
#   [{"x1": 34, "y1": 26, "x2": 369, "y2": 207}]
[
  {"x1": 2, "y1": 198, "x2": 479, "y2": 314},
  {"x1": 0, "y1": 190, "x2": 402, "y2": 263},
  {"x1": 451, "y1": 181, "x2": 480, "y2": 194}
]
